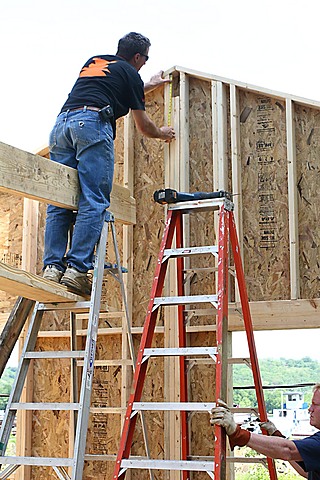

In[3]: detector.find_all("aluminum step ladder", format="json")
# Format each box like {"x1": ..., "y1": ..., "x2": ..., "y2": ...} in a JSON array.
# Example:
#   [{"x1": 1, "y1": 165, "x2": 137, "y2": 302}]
[
  {"x1": 113, "y1": 194, "x2": 278, "y2": 480},
  {"x1": 0, "y1": 213, "x2": 152, "y2": 480}
]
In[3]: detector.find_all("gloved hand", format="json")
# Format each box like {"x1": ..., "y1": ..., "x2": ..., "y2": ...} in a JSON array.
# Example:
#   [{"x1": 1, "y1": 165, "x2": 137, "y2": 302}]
[
  {"x1": 210, "y1": 399, "x2": 251, "y2": 450},
  {"x1": 259, "y1": 420, "x2": 285, "y2": 438},
  {"x1": 259, "y1": 420, "x2": 278, "y2": 435},
  {"x1": 210, "y1": 400, "x2": 237, "y2": 435}
]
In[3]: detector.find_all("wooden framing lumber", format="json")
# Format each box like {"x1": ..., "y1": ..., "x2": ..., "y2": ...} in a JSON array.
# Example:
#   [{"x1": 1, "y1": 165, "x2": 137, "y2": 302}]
[
  {"x1": 0, "y1": 141, "x2": 136, "y2": 225},
  {"x1": 164, "y1": 92, "x2": 181, "y2": 479},
  {"x1": 228, "y1": 298, "x2": 320, "y2": 331},
  {"x1": 166, "y1": 66, "x2": 320, "y2": 109},
  {"x1": 0, "y1": 261, "x2": 85, "y2": 302},
  {"x1": 0, "y1": 297, "x2": 34, "y2": 377},
  {"x1": 33, "y1": 298, "x2": 320, "y2": 337},
  {"x1": 286, "y1": 99, "x2": 300, "y2": 299}
]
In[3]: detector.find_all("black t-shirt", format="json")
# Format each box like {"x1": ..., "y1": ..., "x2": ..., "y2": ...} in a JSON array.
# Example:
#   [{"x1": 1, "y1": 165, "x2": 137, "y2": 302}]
[
  {"x1": 294, "y1": 431, "x2": 320, "y2": 479},
  {"x1": 60, "y1": 54, "x2": 145, "y2": 137}
]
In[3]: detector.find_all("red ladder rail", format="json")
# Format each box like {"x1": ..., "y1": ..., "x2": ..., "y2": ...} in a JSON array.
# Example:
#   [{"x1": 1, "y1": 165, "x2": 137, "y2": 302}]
[{"x1": 229, "y1": 209, "x2": 278, "y2": 480}]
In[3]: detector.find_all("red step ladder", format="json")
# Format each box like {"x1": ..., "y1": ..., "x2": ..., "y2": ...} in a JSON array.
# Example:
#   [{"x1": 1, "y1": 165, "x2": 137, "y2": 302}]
[{"x1": 113, "y1": 194, "x2": 277, "y2": 480}]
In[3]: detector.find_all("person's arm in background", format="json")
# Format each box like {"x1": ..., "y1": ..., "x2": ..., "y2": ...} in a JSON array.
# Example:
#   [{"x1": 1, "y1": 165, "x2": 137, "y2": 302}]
[{"x1": 210, "y1": 402, "x2": 303, "y2": 461}]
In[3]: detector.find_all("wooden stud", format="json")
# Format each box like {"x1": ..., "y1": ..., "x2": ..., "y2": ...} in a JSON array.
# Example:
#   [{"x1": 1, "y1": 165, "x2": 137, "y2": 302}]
[
  {"x1": 230, "y1": 84, "x2": 244, "y2": 304},
  {"x1": 122, "y1": 112, "x2": 134, "y2": 429},
  {"x1": 286, "y1": 99, "x2": 300, "y2": 299}
]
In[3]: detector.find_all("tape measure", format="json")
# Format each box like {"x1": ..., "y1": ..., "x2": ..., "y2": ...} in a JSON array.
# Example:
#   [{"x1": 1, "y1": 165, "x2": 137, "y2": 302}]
[{"x1": 167, "y1": 74, "x2": 173, "y2": 126}]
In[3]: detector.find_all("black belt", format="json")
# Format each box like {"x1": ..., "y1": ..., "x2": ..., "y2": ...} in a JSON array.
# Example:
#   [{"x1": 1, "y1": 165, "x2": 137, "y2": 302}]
[{"x1": 69, "y1": 106, "x2": 100, "y2": 113}]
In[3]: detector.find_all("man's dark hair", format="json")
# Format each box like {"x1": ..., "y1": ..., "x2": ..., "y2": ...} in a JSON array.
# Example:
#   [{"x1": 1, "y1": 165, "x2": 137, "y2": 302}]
[{"x1": 116, "y1": 32, "x2": 151, "y2": 60}]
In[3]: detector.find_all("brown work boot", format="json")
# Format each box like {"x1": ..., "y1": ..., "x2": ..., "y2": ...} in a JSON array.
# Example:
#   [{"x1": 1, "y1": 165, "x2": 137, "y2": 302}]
[{"x1": 60, "y1": 266, "x2": 92, "y2": 296}]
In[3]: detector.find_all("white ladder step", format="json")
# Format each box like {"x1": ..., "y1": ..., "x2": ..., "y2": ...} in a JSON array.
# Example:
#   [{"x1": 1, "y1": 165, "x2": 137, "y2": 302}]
[
  {"x1": 0, "y1": 456, "x2": 73, "y2": 467},
  {"x1": 143, "y1": 347, "x2": 217, "y2": 361},
  {"x1": 37, "y1": 301, "x2": 92, "y2": 312},
  {"x1": 153, "y1": 295, "x2": 218, "y2": 308},
  {"x1": 10, "y1": 403, "x2": 80, "y2": 410},
  {"x1": 163, "y1": 246, "x2": 218, "y2": 260},
  {"x1": 132, "y1": 402, "x2": 215, "y2": 412},
  {"x1": 120, "y1": 458, "x2": 214, "y2": 473},
  {"x1": 24, "y1": 350, "x2": 85, "y2": 359}
]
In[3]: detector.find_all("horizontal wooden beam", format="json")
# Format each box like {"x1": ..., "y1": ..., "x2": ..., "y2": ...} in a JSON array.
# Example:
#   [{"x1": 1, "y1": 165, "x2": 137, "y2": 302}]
[
  {"x1": 229, "y1": 298, "x2": 320, "y2": 331},
  {"x1": 0, "y1": 261, "x2": 85, "y2": 302},
  {"x1": 0, "y1": 142, "x2": 136, "y2": 225},
  {"x1": 34, "y1": 299, "x2": 320, "y2": 338}
]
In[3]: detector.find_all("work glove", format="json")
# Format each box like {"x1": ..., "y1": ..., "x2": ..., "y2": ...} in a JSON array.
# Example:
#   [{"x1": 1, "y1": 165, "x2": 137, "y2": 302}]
[
  {"x1": 210, "y1": 400, "x2": 237, "y2": 435},
  {"x1": 210, "y1": 400, "x2": 251, "y2": 450},
  {"x1": 259, "y1": 420, "x2": 285, "y2": 438}
]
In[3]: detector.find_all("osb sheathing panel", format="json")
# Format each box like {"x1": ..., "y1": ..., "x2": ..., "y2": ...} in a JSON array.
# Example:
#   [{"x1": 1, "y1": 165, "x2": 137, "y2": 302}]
[
  {"x1": 0, "y1": 193, "x2": 23, "y2": 313},
  {"x1": 295, "y1": 104, "x2": 320, "y2": 298},
  {"x1": 31, "y1": 337, "x2": 71, "y2": 480},
  {"x1": 84, "y1": 335, "x2": 123, "y2": 480},
  {"x1": 239, "y1": 91, "x2": 290, "y2": 301},
  {"x1": 132, "y1": 88, "x2": 166, "y2": 328},
  {"x1": 189, "y1": 77, "x2": 216, "y2": 300}
]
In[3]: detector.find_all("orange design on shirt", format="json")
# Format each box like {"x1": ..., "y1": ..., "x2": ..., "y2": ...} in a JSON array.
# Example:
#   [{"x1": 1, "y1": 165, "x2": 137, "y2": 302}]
[{"x1": 79, "y1": 58, "x2": 118, "y2": 77}]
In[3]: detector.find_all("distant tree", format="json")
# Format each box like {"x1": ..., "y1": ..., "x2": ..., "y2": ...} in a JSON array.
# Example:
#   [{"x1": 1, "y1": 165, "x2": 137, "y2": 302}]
[
  {"x1": 0, "y1": 367, "x2": 16, "y2": 410},
  {"x1": 232, "y1": 357, "x2": 318, "y2": 412}
]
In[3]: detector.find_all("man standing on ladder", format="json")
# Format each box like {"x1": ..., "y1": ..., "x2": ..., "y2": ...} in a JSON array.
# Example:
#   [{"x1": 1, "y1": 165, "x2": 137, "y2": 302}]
[
  {"x1": 210, "y1": 383, "x2": 320, "y2": 479},
  {"x1": 43, "y1": 32, "x2": 175, "y2": 295}
]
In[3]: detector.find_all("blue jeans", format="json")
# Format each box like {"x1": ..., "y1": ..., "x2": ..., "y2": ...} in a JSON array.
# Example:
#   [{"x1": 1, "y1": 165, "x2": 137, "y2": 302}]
[{"x1": 43, "y1": 109, "x2": 114, "y2": 272}]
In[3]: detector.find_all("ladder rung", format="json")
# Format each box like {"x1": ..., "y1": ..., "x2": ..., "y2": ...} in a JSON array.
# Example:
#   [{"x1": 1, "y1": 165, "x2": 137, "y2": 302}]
[
  {"x1": 164, "y1": 246, "x2": 218, "y2": 259},
  {"x1": 154, "y1": 295, "x2": 218, "y2": 307},
  {"x1": 0, "y1": 456, "x2": 73, "y2": 467},
  {"x1": 143, "y1": 347, "x2": 217, "y2": 358},
  {"x1": 24, "y1": 351, "x2": 85, "y2": 359},
  {"x1": 10, "y1": 403, "x2": 80, "y2": 411},
  {"x1": 37, "y1": 301, "x2": 91, "y2": 312},
  {"x1": 184, "y1": 267, "x2": 217, "y2": 273},
  {"x1": 189, "y1": 455, "x2": 267, "y2": 465},
  {"x1": 132, "y1": 402, "x2": 215, "y2": 411},
  {"x1": 120, "y1": 458, "x2": 214, "y2": 472},
  {"x1": 228, "y1": 357, "x2": 251, "y2": 365},
  {"x1": 227, "y1": 456, "x2": 268, "y2": 464},
  {"x1": 231, "y1": 407, "x2": 258, "y2": 414}
]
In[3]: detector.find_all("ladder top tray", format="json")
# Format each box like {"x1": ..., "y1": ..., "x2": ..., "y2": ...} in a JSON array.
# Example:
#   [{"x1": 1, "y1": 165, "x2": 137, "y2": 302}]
[
  {"x1": 0, "y1": 261, "x2": 85, "y2": 302},
  {"x1": 168, "y1": 197, "x2": 233, "y2": 213}
]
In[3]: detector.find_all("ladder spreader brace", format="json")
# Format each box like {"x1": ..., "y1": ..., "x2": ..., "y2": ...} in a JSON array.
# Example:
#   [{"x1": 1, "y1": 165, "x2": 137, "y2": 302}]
[
  {"x1": 113, "y1": 195, "x2": 278, "y2": 480},
  {"x1": 0, "y1": 213, "x2": 154, "y2": 480}
]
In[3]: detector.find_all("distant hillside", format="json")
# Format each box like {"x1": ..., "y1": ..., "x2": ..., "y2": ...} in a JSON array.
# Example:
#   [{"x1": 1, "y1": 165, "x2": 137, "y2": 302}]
[
  {"x1": 0, "y1": 366, "x2": 17, "y2": 409},
  {"x1": 233, "y1": 357, "x2": 319, "y2": 413}
]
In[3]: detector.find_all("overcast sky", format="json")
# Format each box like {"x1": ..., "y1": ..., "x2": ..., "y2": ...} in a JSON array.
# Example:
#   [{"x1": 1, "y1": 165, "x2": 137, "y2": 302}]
[{"x1": 2, "y1": 0, "x2": 320, "y2": 364}]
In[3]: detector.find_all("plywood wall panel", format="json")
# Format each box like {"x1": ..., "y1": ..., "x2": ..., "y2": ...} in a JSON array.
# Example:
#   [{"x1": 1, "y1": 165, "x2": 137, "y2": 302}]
[
  {"x1": 132, "y1": 89, "x2": 165, "y2": 328},
  {"x1": 0, "y1": 193, "x2": 23, "y2": 313},
  {"x1": 31, "y1": 337, "x2": 71, "y2": 480},
  {"x1": 295, "y1": 104, "x2": 320, "y2": 298},
  {"x1": 239, "y1": 91, "x2": 290, "y2": 301},
  {"x1": 188, "y1": 78, "x2": 216, "y2": 305}
]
